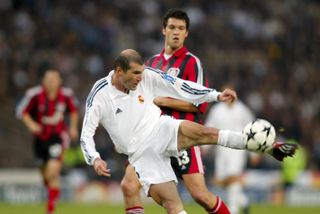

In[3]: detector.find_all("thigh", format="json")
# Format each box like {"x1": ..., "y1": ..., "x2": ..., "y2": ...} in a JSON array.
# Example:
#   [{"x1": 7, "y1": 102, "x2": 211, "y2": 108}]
[
  {"x1": 171, "y1": 146, "x2": 204, "y2": 179},
  {"x1": 177, "y1": 120, "x2": 219, "y2": 150},
  {"x1": 131, "y1": 146, "x2": 177, "y2": 196}
]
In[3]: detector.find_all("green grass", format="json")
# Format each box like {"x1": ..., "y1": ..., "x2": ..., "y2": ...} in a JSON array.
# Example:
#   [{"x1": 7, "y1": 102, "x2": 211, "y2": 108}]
[{"x1": 0, "y1": 203, "x2": 320, "y2": 214}]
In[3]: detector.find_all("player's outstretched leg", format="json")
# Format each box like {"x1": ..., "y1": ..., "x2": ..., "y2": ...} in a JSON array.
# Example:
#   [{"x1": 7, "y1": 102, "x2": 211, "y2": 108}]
[{"x1": 177, "y1": 121, "x2": 297, "y2": 162}]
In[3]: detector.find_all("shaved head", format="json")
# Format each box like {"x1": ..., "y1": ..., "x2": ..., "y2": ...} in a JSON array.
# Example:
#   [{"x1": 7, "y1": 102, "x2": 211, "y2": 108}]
[{"x1": 114, "y1": 49, "x2": 143, "y2": 72}]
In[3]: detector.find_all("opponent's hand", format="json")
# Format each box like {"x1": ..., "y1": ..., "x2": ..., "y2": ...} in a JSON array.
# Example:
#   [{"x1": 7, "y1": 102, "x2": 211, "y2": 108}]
[
  {"x1": 218, "y1": 88, "x2": 237, "y2": 103},
  {"x1": 93, "y1": 158, "x2": 111, "y2": 177}
]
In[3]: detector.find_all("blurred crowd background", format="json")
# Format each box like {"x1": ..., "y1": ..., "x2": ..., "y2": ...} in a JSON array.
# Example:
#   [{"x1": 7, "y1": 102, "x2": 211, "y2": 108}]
[{"x1": 0, "y1": 0, "x2": 319, "y2": 182}]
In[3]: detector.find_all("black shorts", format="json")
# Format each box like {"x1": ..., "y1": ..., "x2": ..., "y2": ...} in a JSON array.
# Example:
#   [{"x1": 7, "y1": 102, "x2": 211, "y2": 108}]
[
  {"x1": 170, "y1": 146, "x2": 204, "y2": 179},
  {"x1": 34, "y1": 134, "x2": 63, "y2": 164}
]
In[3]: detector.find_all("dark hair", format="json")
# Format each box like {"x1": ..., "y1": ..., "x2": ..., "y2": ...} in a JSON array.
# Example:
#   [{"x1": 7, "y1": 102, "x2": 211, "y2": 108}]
[
  {"x1": 163, "y1": 8, "x2": 190, "y2": 30},
  {"x1": 114, "y1": 49, "x2": 143, "y2": 72},
  {"x1": 42, "y1": 69, "x2": 62, "y2": 79}
]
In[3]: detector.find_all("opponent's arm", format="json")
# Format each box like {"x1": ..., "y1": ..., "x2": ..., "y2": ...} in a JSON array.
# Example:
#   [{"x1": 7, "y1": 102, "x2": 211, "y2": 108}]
[
  {"x1": 69, "y1": 111, "x2": 79, "y2": 141},
  {"x1": 153, "y1": 97, "x2": 199, "y2": 112},
  {"x1": 21, "y1": 113, "x2": 42, "y2": 134}
]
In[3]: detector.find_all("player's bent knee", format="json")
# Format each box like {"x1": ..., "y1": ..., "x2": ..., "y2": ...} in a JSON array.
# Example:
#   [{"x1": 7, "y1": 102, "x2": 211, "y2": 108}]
[{"x1": 120, "y1": 176, "x2": 140, "y2": 196}]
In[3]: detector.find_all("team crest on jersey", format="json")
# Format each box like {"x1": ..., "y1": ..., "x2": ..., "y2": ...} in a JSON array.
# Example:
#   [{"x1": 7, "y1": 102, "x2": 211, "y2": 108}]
[
  {"x1": 167, "y1": 67, "x2": 180, "y2": 77},
  {"x1": 138, "y1": 95, "x2": 144, "y2": 104}
]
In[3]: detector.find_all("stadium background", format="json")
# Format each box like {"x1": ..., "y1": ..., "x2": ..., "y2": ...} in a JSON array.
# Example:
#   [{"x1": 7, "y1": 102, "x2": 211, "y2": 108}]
[{"x1": 0, "y1": 0, "x2": 320, "y2": 212}]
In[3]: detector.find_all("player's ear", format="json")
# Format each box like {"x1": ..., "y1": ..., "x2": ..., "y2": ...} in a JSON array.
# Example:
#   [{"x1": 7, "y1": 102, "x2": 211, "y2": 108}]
[
  {"x1": 115, "y1": 66, "x2": 122, "y2": 73},
  {"x1": 162, "y1": 27, "x2": 166, "y2": 36}
]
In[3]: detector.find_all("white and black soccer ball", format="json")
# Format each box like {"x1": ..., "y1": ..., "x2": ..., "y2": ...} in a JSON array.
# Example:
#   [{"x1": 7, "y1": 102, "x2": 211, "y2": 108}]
[{"x1": 243, "y1": 119, "x2": 276, "y2": 152}]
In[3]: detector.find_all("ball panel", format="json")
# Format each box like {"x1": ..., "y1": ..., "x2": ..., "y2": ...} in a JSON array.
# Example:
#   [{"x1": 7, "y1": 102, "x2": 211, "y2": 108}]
[{"x1": 242, "y1": 118, "x2": 276, "y2": 152}]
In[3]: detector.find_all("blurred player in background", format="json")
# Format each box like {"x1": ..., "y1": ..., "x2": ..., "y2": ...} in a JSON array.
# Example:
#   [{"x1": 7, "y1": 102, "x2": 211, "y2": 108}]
[
  {"x1": 120, "y1": 9, "x2": 228, "y2": 214},
  {"x1": 205, "y1": 96, "x2": 255, "y2": 214},
  {"x1": 16, "y1": 69, "x2": 79, "y2": 214}
]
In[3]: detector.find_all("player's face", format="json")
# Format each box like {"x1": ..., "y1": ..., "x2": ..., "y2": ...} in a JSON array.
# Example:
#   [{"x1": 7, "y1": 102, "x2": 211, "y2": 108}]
[
  {"x1": 42, "y1": 70, "x2": 62, "y2": 92},
  {"x1": 163, "y1": 18, "x2": 188, "y2": 52},
  {"x1": 120, "y1": 62, "x2": 144, "y2": 91}
]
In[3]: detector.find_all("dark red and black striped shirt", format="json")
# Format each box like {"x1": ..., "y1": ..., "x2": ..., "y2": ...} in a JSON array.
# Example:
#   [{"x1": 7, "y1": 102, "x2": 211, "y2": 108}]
[
  {"x1": 16, "y1": 86, "x2": 78, "y2": 141},
  {"x1": 145, "y1": 46, "x2": 208, "y2": 123}
]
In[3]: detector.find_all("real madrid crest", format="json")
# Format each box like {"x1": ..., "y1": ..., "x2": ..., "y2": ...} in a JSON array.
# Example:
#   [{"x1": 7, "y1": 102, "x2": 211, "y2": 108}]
[{"x1": 138, "y1": 95, "x2": 144, "y2": 104}]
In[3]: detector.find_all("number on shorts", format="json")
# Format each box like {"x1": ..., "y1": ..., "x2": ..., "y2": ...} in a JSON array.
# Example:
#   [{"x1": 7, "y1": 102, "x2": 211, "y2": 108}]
[{"x1": 176, "y1": 150, "x2": 190, "y2": 166}]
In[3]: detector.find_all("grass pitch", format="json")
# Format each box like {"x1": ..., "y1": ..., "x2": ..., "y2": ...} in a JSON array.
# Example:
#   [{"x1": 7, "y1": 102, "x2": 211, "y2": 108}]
[{"x1": 1, "y1": 203, "x2": 320, "y2": 214}]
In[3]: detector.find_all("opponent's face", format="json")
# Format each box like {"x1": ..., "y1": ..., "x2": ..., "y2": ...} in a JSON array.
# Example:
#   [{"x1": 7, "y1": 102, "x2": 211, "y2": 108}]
[
  {"x1": 42, "y1": 70, "x2": 62, "y2": 92},
  {"x1": 119, "y1": 62, "x2": 144, "y2": 91},
  {"x1": 163, "y1": 18, "x2": 188, "y2": 52}
]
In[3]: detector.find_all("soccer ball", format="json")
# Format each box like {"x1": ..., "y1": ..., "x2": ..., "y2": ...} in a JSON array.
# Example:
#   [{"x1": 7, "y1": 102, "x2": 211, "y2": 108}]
[{"x1": 243, "y1": 119, "x2": 276, "y2": 152}]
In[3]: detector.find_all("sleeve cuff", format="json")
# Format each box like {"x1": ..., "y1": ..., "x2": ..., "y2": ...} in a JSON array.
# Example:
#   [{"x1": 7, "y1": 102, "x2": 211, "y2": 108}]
[
  {"x1": 209, "y1": 90, "x2": 221, "y2": 102},
  {"x1": 89, "y1": 153, "x2": 101, "y2": 165}
]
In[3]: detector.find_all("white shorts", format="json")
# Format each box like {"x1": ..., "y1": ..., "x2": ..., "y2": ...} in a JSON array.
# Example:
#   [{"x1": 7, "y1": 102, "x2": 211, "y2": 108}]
[
  {"x1": 128, "y1": 115, "x2": 182, "y2": 195},
  {"x1": 215, "y1": 146, "x2": 247, "y2": 180}
]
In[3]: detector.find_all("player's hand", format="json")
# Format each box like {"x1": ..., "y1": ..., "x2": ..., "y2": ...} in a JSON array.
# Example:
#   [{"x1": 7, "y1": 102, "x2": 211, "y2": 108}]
[
  {"x1": 218, "y1": 88, "x2": 237, "y2": 103},
  {"x1": 93, "y1": 158, "x2": 111, "y2": 177},
  {"x1": 29, "y1": 122, "x2": 42, "y2": 134},
  {"x1": 267, "y1": 141, "x2": 297, "y2": 161}
]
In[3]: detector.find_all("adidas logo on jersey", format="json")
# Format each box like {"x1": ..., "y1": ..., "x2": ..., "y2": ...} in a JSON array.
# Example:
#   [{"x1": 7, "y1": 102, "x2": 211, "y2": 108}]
[{"x1": 115, "y1": 108, "x2": 123, "y2": 114}]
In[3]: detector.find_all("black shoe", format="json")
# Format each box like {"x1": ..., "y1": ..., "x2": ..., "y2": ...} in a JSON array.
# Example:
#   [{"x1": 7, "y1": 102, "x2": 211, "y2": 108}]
[{"x1": 267, "y1": 141, "x2": 297, "y2": 161}]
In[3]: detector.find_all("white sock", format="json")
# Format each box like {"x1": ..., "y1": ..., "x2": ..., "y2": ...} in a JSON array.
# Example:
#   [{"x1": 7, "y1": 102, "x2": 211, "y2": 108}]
[
  {"x1": 178, "y1": 211, "x2": 188, "y2": 214},
  {"x1": 217, "y1": 130, "x2": 245, "y2": 149}
]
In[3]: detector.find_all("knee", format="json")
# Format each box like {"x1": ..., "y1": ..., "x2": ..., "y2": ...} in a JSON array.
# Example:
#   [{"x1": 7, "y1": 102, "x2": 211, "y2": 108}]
[{"x1": 120, "y1": 176, "x2": 140, "y2": 196}]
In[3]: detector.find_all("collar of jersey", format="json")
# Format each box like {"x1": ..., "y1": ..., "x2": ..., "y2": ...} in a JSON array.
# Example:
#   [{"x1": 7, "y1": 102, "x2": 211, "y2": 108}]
[{"x1": 161, "y1": 46, "x2": 187, "y2": 59}]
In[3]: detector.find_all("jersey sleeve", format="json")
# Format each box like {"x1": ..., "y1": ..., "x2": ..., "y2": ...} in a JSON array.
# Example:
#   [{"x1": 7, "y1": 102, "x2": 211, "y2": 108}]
[
  {"x1": 15, "y1": 87, "x2": 39, "y2": 119},
  {"x1": 62, "y1": 88, "x2": 79, "y2": 113},
  {"x1": 80, "y1": 90, "x2": 104, "y2": 165},
  {"x1": 186, "y1": 57, "x2": 208, "y2": 113},
  {"x1": 146, "y1": 67, "x2": 221, "y2": 104}
]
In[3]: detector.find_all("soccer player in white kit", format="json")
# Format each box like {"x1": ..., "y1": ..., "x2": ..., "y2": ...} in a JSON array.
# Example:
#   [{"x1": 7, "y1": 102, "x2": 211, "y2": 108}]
[
  {"x1": 80, "y1": 49, "x2": 296, "y2": 214},
  {"x1": 205, "y1": 100, "x2": 255, "y2": 214}
]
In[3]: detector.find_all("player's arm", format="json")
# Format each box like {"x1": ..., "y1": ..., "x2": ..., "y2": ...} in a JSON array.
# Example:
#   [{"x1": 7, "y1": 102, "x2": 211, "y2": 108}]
[
  {"x1": 21, "y1": 113, "x2": 42, "y2": 134},
  {"x1": 154, "y1": 59, "x2": 207, "y2": 113},
  {"x1": 69, "y1": 111, "x2": 79, "y2": 142},
  {"x1": 65, "y1": 92, "x2": 80, "y2": 142},
  {"x1": 147, "y1": 67, "x2": 236, "y2": 104},
  {"x1": 80, "y1": 90, "x2": 110, "y2": 176},
  {"x1": 153, "y1": 97, "x2": 199, "y2": 112},
  {"x1": 16, "y1": 90, "x2": 42, "y2": 134}
]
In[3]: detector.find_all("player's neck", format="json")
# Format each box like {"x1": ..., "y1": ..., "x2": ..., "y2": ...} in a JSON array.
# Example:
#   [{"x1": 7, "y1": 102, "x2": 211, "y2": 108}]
[
  {"x1": 111, "y1": 74, "x2": 129, "y2": 94},
  {"x1": 46, "y1": 90, "x2": 58, "y2": 100},
  {"x1": 164, "y1": 45, "x2": 183, "y2": 55}
]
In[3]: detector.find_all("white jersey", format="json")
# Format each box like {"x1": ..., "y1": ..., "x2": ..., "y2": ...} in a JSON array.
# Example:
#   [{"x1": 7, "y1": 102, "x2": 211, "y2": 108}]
[
  {"x1": 205, "y1": 101, "x2": 254, "y2": 179},
  {"x1": 81, "y1": 67, "x2": 221, "y2": 165},
  {"x1": 205, "y1": 101, "x2": 254, "y2": 131}
]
